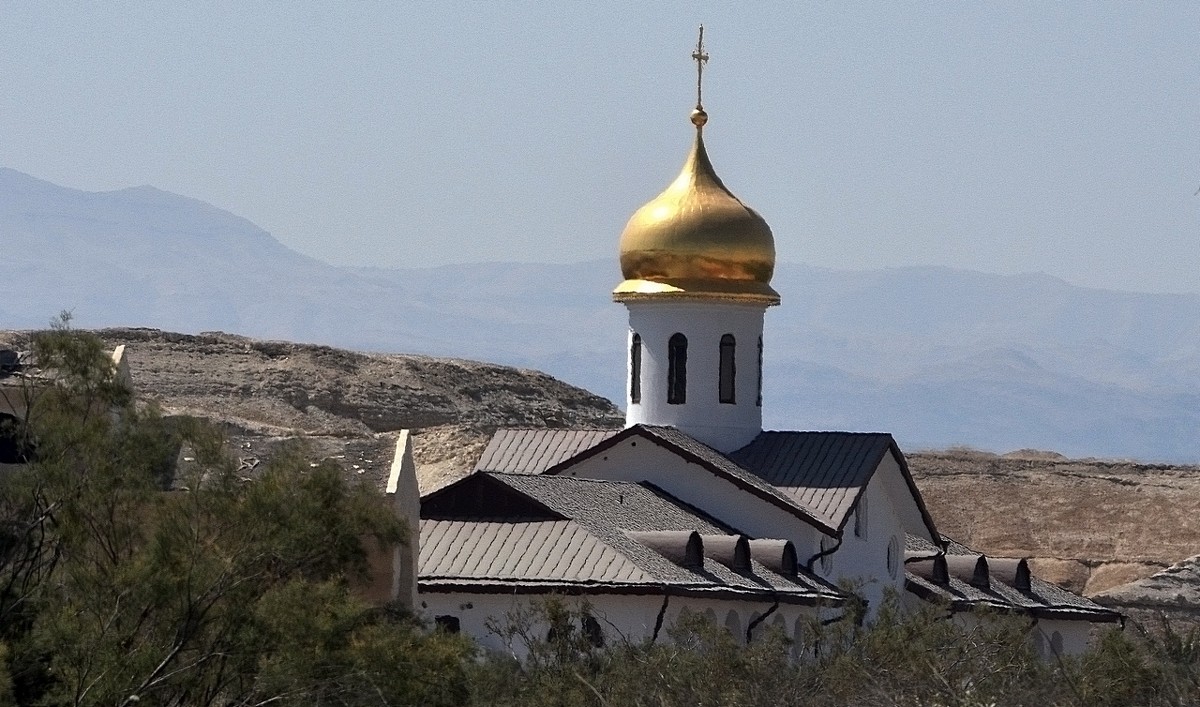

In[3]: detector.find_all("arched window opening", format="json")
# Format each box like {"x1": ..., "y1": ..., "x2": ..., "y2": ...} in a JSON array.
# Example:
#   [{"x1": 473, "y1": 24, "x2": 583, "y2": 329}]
[
  {"x1": 854, "y1": 497, "x2": 868, "y2": 539},
  {"x1": 581, "y1": 614, "x2": 605, "y2": 648},
  {"x1": 819, "y1": 536, "x2": 835, "y2": 574},
  {"x1": 1050, "y1": 631, "x2": 1064, "y2": 656},
  {"x1": 629, "y1": 333, "x2": 642, "y2": 404},
  {"x1": 0, "y1": 413, "x2": 30, "y2": 464},
  {"x1": 719, "y1": 334, "x2": 736, "y2": 404},
  {"x1": 756, "y1": 336, "x2": 764, "y2": 407},
  {"x1": 887, "y1": 536, "x2": 901, "y2": 579},
  {"x1": 434, "y1": 615, "x2": 460, "y2": 634},
  {"x1": 667, "y1": 333, "x2": 687, "y2": 404},
  {"x1": 724, "y1": 610, "x2": 743, "y2": 644}
]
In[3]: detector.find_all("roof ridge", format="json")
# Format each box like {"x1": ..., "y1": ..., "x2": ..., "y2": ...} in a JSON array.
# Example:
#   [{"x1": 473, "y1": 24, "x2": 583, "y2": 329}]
[{"x1": 486, "y1": 471, "x2": 646, "y2": 487}]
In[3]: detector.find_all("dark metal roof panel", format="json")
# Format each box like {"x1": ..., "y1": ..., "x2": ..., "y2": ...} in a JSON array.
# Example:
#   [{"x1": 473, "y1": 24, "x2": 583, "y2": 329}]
[
  {"x1": 475, "y1": 428, "x2": 619, "y2": 475},
  {"x1": 729, "y1": 431, "x2": 894, "y2": 527}
]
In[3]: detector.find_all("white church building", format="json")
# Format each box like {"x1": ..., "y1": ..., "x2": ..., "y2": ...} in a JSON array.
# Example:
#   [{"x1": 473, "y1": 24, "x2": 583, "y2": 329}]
[{"x1": 413, "y1": 37, "x2": 1119, "y2": 658}]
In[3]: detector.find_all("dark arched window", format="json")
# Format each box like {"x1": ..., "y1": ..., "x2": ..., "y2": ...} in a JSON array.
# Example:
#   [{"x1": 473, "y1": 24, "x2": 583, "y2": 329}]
[
  {"x1": 756, "y1": 335, "x2": 764, "y2": 407},
  {"x1": 629, "y1": 333, "x2": 642, "y2": 404},
  {"x1": 719, "y1": 334, "x2": 736, "y2": 404},
  {"x1": 667, "y1": 333, "x2": 687, "y2": 404}
]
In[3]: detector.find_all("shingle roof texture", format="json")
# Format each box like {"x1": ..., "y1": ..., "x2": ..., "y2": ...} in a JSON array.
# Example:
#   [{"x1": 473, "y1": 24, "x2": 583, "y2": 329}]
[
  {"x1": 729, "y1": 431, "x2": 894, "y2": 529},
  {"x1": 419, "y1": 472, "x2": 842, "y2": 602},
  {"x1": 634, "y1": 426, "x2": 833, "y2": 531},
  {"x1": 475, "y1": 428, "x2": 619, "y2": 474},
  {"x1": 904, "y1": 535, "x2": 1119, "y2": 621}
]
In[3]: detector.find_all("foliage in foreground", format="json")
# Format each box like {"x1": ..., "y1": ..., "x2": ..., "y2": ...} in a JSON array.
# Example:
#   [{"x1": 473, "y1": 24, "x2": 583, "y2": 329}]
[
  {"x1": 0, "y1": 324, "x2": 470, "y2": 705},
  {"x1": 470, "y1": 600, "x2": 1200, "y2": 707},
  {"x1": 4, "y1": 326, "x2": 1200, "y2": 705}
]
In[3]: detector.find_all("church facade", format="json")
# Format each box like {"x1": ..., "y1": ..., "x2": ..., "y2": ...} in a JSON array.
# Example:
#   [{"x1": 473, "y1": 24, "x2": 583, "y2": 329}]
[{"x1": 415, "y1": 38, "x2": 1118, "y2": 658}]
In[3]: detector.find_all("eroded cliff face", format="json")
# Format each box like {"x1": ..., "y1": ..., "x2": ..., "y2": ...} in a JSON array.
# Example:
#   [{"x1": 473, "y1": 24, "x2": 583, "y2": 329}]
[
  {"x1": 908, "y1": 448, "x2": 1200, "y2": 599},
  {"x1": 1, "y1": 328, "x2": 622, "y2": 492}
]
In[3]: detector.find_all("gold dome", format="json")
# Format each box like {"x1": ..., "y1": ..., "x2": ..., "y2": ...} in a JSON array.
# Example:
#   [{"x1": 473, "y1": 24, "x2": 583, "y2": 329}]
[{"x1": 613, "y1": 111, "x2": 779, "y2": 305}]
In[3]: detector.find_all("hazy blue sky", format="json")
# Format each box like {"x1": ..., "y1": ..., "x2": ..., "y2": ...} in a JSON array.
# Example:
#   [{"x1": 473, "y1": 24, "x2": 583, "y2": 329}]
[{"x1": 3, "y1": 3, "x2": 1198, "y2": 294}]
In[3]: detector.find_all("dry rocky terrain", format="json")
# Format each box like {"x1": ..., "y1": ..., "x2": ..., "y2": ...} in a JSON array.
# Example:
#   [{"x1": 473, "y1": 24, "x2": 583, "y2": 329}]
[{"x1": 6, "y1": 328, "x2": 1199, "y2": 616}]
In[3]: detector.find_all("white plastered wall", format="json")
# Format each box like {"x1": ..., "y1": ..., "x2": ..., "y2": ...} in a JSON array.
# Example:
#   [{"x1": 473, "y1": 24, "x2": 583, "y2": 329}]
[
  {"x1": 418, "y1": 591, "x2": 828, "y2": 656},
  {"x1": 822, "y1": 465, "x2": 909, "y2": 615},
  {"x1": 624, "y1": 300, "x2": 768, "y2": 453}
]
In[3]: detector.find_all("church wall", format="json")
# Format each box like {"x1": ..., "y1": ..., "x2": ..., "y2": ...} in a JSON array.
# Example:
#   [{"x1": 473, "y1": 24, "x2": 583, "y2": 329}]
[
  {"x1": 418, "y1": 590, "x2": 825, "y2": 656},
  {"x1": 1032, "y1": 618, "x2": 1092, "y2": 658},
  {"x1": 559, "y1": 437, "x2": 826, "y2": 557},
  {"x1": 824, "y1": 467, "x2": 909, "y2": 615},
  {"x1": 873, "y1": 451, "x2": 939, "y2": 544},
  {"x1": 624, "y1": 300, "x2": 767, "y2": 453}
]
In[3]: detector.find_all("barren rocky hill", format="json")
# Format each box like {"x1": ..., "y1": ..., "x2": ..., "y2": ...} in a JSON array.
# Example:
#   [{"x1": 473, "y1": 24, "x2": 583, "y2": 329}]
[
  {"x1": 9, "y1": 328, "x2": 1198, "y2": 609},
  {"x1": 907, "y1": 449, "x2": 1200, "y2": 600},
  {"x1": 1, "y1": 328, "x2": 622, "y2": 490}
]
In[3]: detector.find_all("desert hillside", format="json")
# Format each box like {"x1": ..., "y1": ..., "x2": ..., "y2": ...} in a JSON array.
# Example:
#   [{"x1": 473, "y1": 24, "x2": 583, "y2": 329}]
[{"x1": 6, "y1": 327, "x2": 1197, "y2": 605}]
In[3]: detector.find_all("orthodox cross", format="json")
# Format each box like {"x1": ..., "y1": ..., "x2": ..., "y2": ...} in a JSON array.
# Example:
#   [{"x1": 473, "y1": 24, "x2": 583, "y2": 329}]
[{"x1": 692, "y1": 25, "x2": 709, "y2": 111}]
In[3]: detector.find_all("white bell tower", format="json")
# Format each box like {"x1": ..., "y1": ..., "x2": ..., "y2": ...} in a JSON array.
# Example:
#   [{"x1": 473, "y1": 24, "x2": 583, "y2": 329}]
[{"x1": 612, "y1": 27, "x2": 780, "y2": 454}]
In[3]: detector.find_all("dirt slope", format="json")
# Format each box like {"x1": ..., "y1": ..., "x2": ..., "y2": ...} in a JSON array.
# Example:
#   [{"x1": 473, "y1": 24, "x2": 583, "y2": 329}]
[
  {"x1": 1, "y1": 328, "x2": 622, "y2": 490},
  {"x1": 908, "y1": 448, "x2": 1200, "y2": 597}
]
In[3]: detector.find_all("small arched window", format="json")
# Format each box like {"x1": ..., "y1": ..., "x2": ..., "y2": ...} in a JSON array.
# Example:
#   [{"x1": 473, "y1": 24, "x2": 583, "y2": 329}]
[
  {"x1": 629, "y1": 333, "x2": 642, "y2": 404},
  {"x1": 668, "y1": 333, "x2": 687, "y2": 404},
  {"x1": 887, "y1": 536, "x2": 901, "y2": 579},
  {"x1": 756, "y1": 335, "x2": 764, "y2": 407},
  {"x1": 854, "y1": 497, "x2": 868, "y2": 539},
  {"x1": 719, "y1": 334, "x2": 736, "y2": 404},
  {"x1": 819, "y1": 536, "x2": 835, "y2": 574}
]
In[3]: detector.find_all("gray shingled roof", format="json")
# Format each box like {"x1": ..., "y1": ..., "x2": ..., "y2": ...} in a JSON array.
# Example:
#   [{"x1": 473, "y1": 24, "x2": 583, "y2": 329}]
[
  {"x1": 418, "y1": 472, "x2": 844, "y2": 604},
  {"x1": 729, "y1": 432, "x2": 891, "y2": 529},
  {"x1": 475, "y1": 428, "x2": 619, "y2": 474},
  {"x1": 730, "y1": 431, "x2": 940, "y2": 539},
  {"x1": 904, "y1": 535, "x2": 1120, "y2": 622},
  {"x1": 541, "y1": 425, "x2": 837, "y2": 533}
]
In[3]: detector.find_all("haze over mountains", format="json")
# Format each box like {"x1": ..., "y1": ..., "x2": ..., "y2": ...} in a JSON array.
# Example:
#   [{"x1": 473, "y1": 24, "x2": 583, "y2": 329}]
[{"x1": 3, "y1": 167, "x2": 1198, "y2": 461}]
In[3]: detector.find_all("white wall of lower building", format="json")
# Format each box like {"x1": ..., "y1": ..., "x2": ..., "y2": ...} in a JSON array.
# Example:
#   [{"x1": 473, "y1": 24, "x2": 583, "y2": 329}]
[
  {"x1": 418, "y1": 590, "x2": 828, "y2": 656},
  {"x1": 823, "y1": 468, "x2": 909, "y2": 616}
]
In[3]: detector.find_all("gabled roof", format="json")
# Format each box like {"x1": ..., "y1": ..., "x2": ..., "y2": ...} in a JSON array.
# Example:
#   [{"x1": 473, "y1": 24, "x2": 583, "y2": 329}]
[
  {"x1": 903, "y1": 535, "x2": 1121, "y2": 623},
  {"x1": 543, "y1": 424, "x2": 836, "y2": 533},
  {"x1": 730, "y1": 431, "x2": 940, "y2": 539},
  {"x1": 475, "y1": 428, "x2": 619, "y2": 474},
  {"x1": 421, "y1": 519, "x2": 653, "y2": 583},
  {"x1": 418, "y1": 471, "x2": 843, "y2": 605}
]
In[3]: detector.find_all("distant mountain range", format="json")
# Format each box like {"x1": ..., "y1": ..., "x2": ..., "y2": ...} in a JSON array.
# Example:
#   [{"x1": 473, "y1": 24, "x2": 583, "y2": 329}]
[{"x1": 3, "y1": 167, "x2": 1198, "y2": 461}]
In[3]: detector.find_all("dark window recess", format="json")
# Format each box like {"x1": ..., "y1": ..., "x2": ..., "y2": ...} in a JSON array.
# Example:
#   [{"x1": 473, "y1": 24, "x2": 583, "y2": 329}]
[
  {"x1": 0, "y1": 413, "x2": 31, "y2": 464},
  {"x1": 719, "y1": 334, "x2": 736, "y2": 404},
  {"x1": 667, "y1": 333, "x2": 688, "y2": 404},
  {"x1": 582, "y1": 615, "x2": 604, "y2": 647},
  {"x1": 630, "y1": 333, "x2": 642, "y2": 404},
  {"x1": 756, "y1": 335, "x2": 764, "y2": 407},
  {"x1": 434, "y1": 615, "x2": 460, "y2": 634}
]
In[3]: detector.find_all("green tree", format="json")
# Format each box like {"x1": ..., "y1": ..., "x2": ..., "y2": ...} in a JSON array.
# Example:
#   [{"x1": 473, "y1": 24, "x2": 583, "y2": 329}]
[{"x1": 0, "y1": 324, "x2": 471, "y2": 705}]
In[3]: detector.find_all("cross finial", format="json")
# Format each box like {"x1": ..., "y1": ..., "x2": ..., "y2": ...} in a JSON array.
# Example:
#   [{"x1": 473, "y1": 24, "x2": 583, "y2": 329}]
[{"x1": 691, "y1": 25, "x2": 709, "y2": 112}]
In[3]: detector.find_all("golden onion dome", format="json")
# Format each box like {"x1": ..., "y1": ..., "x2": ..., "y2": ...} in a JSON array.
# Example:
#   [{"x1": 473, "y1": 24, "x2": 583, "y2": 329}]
[{"x1": 613, "y1": 107, "x2": 779, "y2": 305}]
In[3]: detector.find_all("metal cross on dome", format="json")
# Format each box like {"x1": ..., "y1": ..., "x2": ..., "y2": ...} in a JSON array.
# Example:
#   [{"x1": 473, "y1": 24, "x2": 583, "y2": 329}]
[{"x1": 692, "y1": 25, "x2": 709, "y2": 111}]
